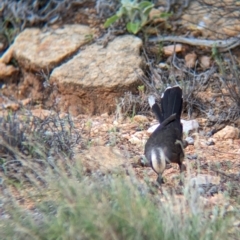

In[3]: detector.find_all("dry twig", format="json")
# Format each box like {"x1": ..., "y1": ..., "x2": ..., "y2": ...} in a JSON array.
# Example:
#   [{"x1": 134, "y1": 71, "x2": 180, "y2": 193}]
[{"x1": 149, "y1": 35, "x2": 240, "y2": 52}]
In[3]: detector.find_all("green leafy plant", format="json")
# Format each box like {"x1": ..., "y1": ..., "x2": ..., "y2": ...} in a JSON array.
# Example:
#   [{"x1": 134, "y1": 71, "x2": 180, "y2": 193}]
[
  {"x1": 104, "y1": 0, "x2": 154, "y2": 34},
  {"x1": 138, "y1": 85, "x2": 145, "y2": 92}
]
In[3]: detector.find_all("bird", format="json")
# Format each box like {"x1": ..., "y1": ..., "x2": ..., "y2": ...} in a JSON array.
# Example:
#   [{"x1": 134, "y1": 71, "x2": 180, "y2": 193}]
[{"x1": 144, "y1": 85, "x2": 185, "y2": 184}]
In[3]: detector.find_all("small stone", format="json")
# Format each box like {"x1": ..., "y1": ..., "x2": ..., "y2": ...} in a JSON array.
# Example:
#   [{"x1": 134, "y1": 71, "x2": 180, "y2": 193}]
[
  {"x1": 181, "y1": 119, "x2": 199, "y2": 134},
  {"x1": 121, "y1": 134, "x2": 130, "y2": 140},
  {"x1": 93, "y1": 129, "x2": 99, "y2": 134},
  {"x1": 113, "y1": 120, "x2": 119, "y2": 126},
  {"x1": 101, "y1": 112, "x2": 109, "y2": 117},
  {"x1": 158, "y1": 62, "x2": 169, "y2": 69},
  {"x1": 31, "y1": 109, "x2": 53, "y2": 119},
  {"x1": 133, "y1": 115, "x2": 149, "y2": 123},
  {"x1": 206, "y1": 138, "x2": 215, "y2": 146},
  {"x1": 233, "y1": 221, "x2": 240, "y2": 227},
  {"x1": 185, "y1": 52, "x2": 197, "y2": 68},
  {"x1": 163, "y1": 44, "x2": 182, "y2": 56},
  {"x1": 200, "y1": 56, "x2": 211, "y2": 69},
  {"x1": 214, "y1": 125, "x2": 239, "y2": 140},
  {"x1": 4, "y1": 102, "x2": 19, "y2": 111},
  {"x1": 147, "y1": 119, "x2": 199, "y2": 135},
  {"x1": 187, "y1": 153, "x2": 198, "y2": 160},
  {"x1": 21, "y1": 98, "x2": 32, "y2": 106},
  {"x1": 129, "y1": 136, "x2": 142, "y2": 145},
  {"x1": 185, "y1": 136, "x2": 194, "y2": 145},
  {"x1": 0, "y1": 62, "x2": 18, "y2": 78}
]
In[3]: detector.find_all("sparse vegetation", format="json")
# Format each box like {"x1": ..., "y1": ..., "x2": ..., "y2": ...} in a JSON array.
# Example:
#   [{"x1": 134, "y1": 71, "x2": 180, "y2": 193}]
[
  {"x1": 1, "y1": 1, "x2": 240, "y2": 239},
  {"x1": 0, "y1": 112, "x2": 239, "y2": 239},
  {"x1": 0, "y1": 112, "x2": 81, "y2": 184},
  {"x1": 104, "y1": 0, "x2": 154, "y2": 34},
  {"x1": 211, "y1": 45, "x2": 240, "y2": 119}
]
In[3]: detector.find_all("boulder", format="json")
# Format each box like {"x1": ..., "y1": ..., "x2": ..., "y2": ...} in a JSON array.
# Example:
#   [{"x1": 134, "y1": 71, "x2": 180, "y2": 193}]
[
  {"x1": 181, "y1": 0, "x2": 240, "y2": 39},
  {"x1": 49, "y1": 35, "x2": 143, "y2": 115},
  {"x1": 76, "y1": 146, "x2": 129, "y2": 173},
  {"x1": 10, "y1": 24, "x2": 91, "y2": 71},
  {"x1": 213, "y1": 125, "x2": 239, "y2": 140}
]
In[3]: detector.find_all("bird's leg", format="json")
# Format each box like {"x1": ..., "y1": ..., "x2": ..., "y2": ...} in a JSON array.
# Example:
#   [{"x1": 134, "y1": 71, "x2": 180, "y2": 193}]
[
  {"x1": 156, "y1": 174, "x2": 164, "y2": 185},
  {"x1": 179, "y1": 163, "x2": 186, "y2": 186},
  {"x1": 180, "y1": 163, "x2": 186, "y2": 172},
  {"x1": 179, "y1": 178, "x2": 184, "y2": 186}
]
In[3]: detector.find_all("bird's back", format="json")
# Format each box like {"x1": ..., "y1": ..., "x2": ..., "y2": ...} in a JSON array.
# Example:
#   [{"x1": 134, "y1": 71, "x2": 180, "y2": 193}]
[{"x1": 145, "y1": 86, "x2": 184, "y2": 175}]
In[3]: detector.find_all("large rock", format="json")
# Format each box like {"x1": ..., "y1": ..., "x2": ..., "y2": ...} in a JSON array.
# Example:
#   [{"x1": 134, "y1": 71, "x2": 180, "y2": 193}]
[
  {"x1": 49, "y1": 35, "x2": 143, "y2": 115},
  {"x1": 76, "y1": 146, "x2": 129, "y2": 174},
  {"x1": 10, "y1": 24, "x2": 91, "y2": 71},
  {"x1": 181, "y1": 0, "x2": 240, "y2": 39},
  {"x1": 213, "y1": 125, "x2": 239, "y2": 140},
  {"x1": 156, "y1": 0, "x2": 240, "y2": 39}
]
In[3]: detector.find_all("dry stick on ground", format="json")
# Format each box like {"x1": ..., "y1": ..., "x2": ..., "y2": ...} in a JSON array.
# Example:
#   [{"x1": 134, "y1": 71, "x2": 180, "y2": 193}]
[
  {"x1": 149, "y1": 35, "x2": 240, "y2": 52},
  {"x1": 198, "y1": 161, "x2": 239, "y2": 182},
  {"x1": 210, "y1": 167, "x2": 239, "y2": 181}
]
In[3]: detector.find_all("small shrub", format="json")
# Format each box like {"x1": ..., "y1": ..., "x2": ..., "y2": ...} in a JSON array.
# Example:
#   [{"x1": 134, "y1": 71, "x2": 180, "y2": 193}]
[
  {"x1": 104, "y1": 0, "x2": 154, "y2": 34},
  {"x1": 0, "y1": 112, "x2": 81, "y2": 183}
]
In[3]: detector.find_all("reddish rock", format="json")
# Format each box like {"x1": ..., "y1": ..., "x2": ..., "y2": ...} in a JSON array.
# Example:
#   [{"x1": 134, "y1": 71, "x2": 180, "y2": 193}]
[
  {"x1": 49, "y1": 35, "x2": 143, "y2": 116},
  {"x1": 163, "y1": 44, "x2": 182, "y2": 56},
  {"x1": 200, "y1": 56, "x2": 211, "y2": 69},
  {"x1": 213, "y1": 125, "x2": 239, "y2": 140},
  {"x1": 12, "y1": 25, "x2": 92, "y2": 71},
  {"x1": 0, "y1": 62, "x2": 18, "y2": 79},
  {"x1": 185, "y1": 52, "x2": 197, "y2": 68}
]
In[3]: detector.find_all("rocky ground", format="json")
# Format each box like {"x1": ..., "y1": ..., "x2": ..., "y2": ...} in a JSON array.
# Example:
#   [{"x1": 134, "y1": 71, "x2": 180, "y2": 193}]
[{"x1": 0, "y1": 108, "x2": 239, "y2": 213}]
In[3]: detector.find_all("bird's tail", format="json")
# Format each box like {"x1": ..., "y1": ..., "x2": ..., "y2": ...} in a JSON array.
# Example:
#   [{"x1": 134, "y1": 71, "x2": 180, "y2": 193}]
[
  {"x1": 161, "y1": 86, "x2": 183, "y2": 121},
  {"x1": 148, "y1": 95, "x2": 162, "y2": 123}
]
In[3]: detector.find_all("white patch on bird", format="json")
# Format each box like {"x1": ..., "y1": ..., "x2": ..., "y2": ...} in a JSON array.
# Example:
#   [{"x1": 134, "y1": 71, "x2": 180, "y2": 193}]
[
  {"x1": 161, "y1": 86, "x2": 172, "y2": 98},
  {"x1": 151, "y1": 148, "x2": 166, "y2": 174},
  {"x1": 172, "y1": 84, "x2": 182, "y2": 89},
  {"x1": 175, "y1": 139, "x2": 184, "y2": 152},
  {"x1": 148, "y1": 95, "x2": 155, "y2": 108},
  {"x1": 161, "y1": 85, "x2": 183, "y2": 98}
]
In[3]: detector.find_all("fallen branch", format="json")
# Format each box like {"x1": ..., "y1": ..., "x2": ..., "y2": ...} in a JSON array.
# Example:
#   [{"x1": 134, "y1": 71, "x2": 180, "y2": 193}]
[{"x1": 148, "y1": 35, "x2": 240, "y2": 52}]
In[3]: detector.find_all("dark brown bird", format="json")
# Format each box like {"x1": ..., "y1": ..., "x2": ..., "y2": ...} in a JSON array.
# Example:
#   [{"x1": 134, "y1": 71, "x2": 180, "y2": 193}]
[{"x1": 144, "y1": 86, "x2": 185, "y2": 184}]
